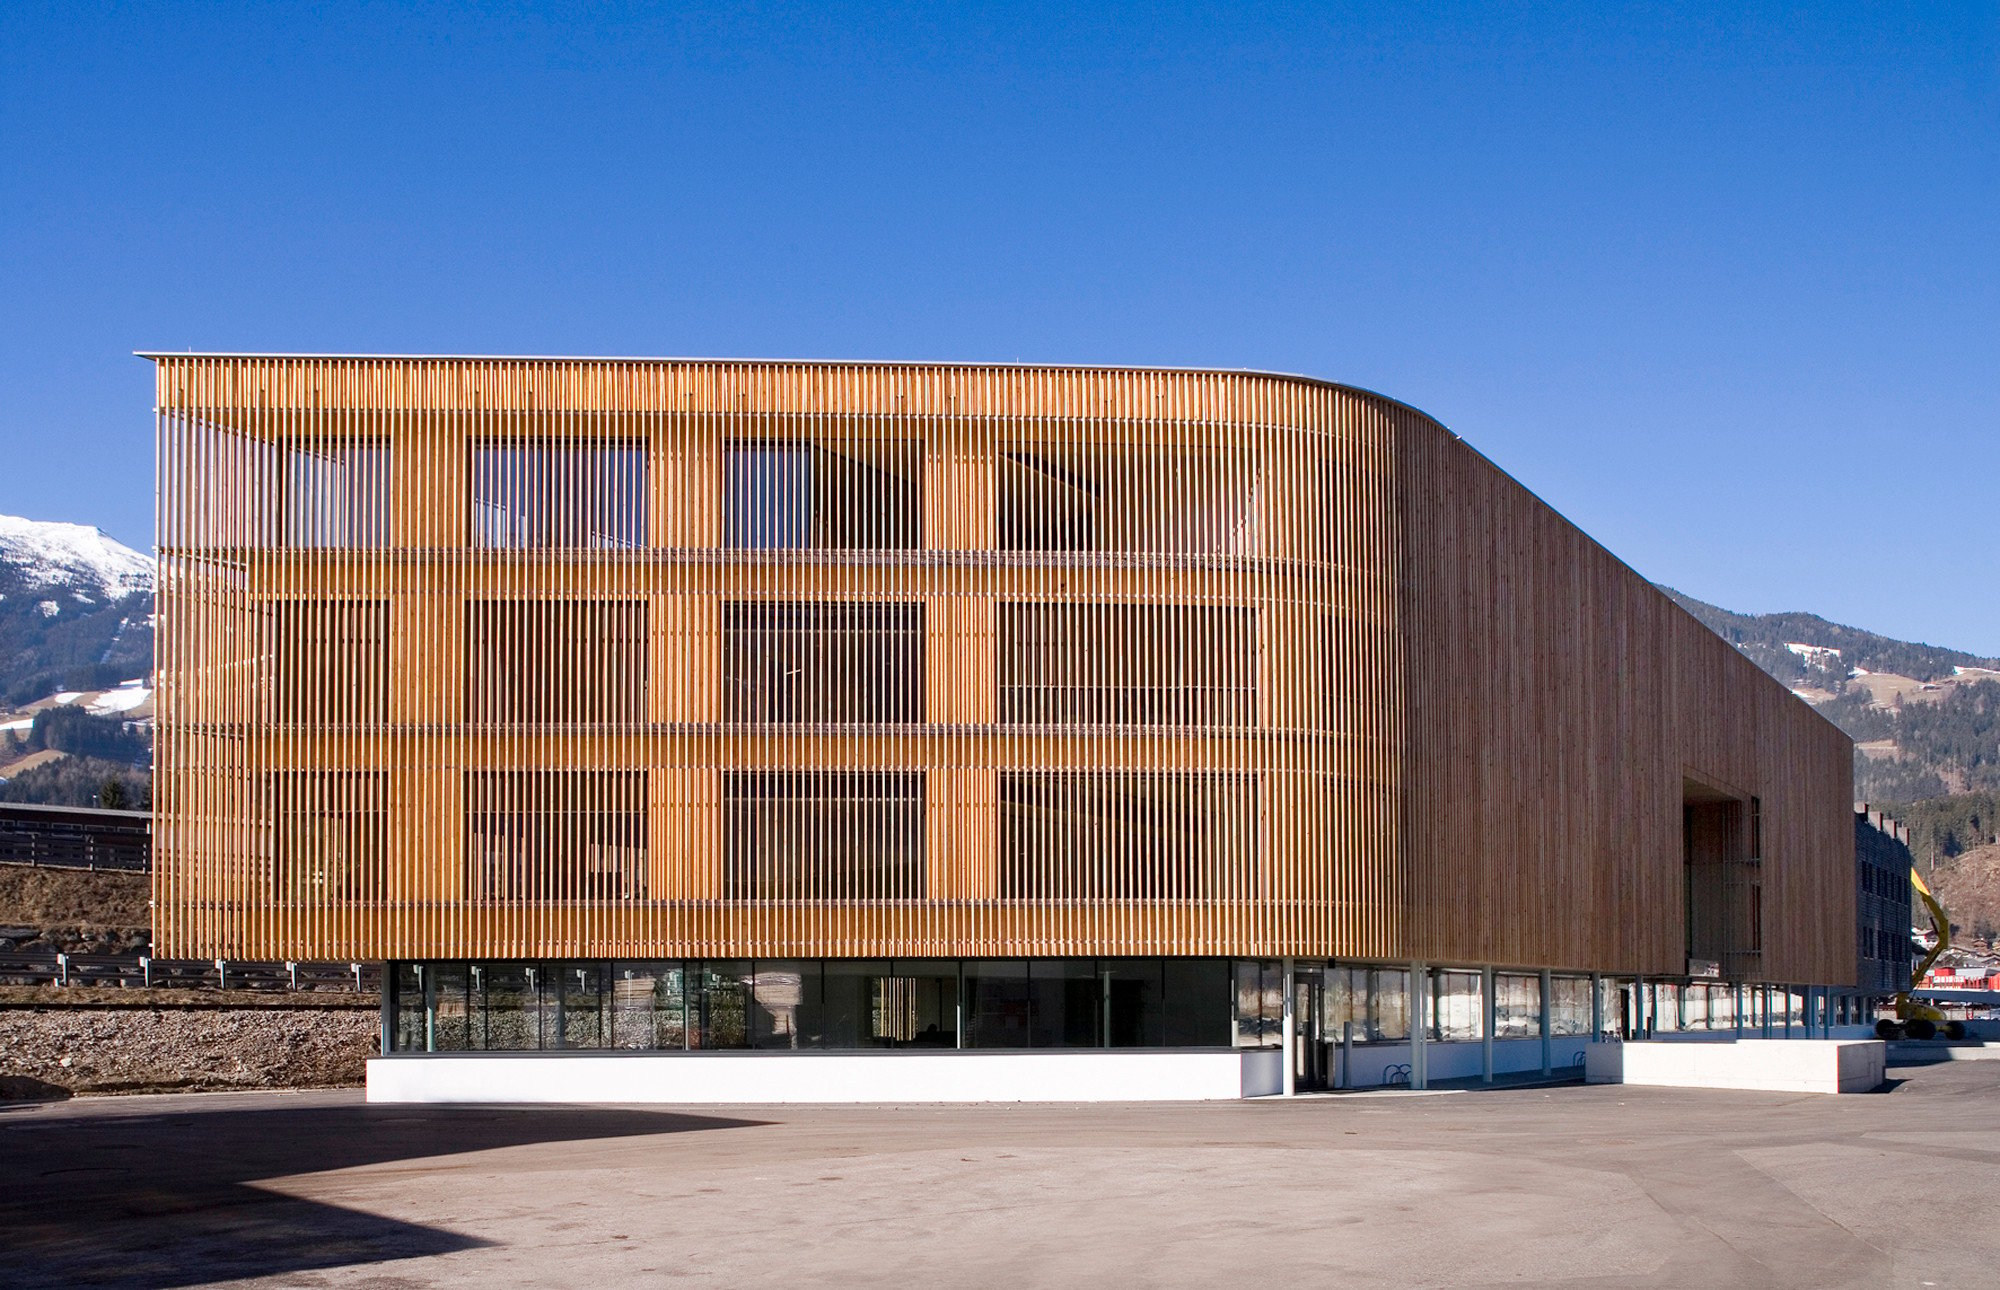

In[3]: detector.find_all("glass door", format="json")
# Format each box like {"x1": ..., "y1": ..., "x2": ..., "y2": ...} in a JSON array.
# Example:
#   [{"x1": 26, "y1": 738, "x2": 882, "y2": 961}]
[{"x1": 1294, "y1": 967, "x2": 1326, "y2": 1090}]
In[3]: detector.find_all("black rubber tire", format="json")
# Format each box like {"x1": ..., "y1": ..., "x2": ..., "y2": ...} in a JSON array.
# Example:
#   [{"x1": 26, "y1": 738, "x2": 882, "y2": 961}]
[
  {"x1": 1945, "y1": 1020, "x2": 1967, "y2": 1041},
  {"x1": 1876, "y1": 1019, "x2": 1905, "y2": 1040},
  {"x1": 1909, "y1": 1018, "x2": 1938, "y2": 1041}
]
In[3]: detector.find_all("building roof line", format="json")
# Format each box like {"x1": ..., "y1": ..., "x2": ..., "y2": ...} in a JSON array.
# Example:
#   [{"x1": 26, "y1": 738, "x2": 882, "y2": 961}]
[{"x1": 131, "y1": 351, "x2": 1457, "y2": 440}]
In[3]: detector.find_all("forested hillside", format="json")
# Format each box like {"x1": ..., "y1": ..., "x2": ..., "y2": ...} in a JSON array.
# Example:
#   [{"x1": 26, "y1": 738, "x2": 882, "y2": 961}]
[
  {"x1": 1663, "y1": 587, "x2": 2000, "y2": 803},
  {"x1": 1661, "y1": 588, "x2": 2000, "y2": 688}
]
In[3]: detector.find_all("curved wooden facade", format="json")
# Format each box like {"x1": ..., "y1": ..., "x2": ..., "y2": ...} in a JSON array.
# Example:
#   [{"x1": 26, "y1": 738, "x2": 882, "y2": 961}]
[{"x1": 149, "y1": 355, "x2": 1855, "y2": 983}]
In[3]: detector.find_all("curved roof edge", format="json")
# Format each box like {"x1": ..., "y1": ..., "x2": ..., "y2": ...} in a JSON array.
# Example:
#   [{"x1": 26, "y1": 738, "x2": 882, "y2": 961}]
[{"x1": 132, "y1": 351, "x2": 1460, "y2": 444}]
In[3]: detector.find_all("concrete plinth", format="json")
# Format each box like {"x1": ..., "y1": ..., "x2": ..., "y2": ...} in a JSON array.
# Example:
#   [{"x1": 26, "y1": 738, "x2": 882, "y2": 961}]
[
  {"x1": 369, "y1": 1047, "x2": 1288, "y2": 1104},
  {"x1": 1584, "y1": 1038, "x2": 1885, "y2": 1094}
]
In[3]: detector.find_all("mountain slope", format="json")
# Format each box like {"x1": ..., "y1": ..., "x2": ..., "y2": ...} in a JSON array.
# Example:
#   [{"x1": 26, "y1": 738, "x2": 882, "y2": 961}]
[
  {"x1": 0, "y1": 514, "x2": 152, "y2": 597},
  {"x1": 0, "y1": 515, "x2": 154, "y2": 707},
  {"x1": 1664, "y1": 588, "x2": 2000, "y2": 802},
  {"x1": 1661, "y1": 588, "x2": 2000, "y2": 689}
]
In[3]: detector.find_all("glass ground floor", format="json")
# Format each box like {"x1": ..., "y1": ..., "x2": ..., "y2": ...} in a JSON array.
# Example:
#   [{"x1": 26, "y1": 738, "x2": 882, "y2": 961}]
[{"x1": 388, "y1": 958, "x2": 1876, "y2": 1067}]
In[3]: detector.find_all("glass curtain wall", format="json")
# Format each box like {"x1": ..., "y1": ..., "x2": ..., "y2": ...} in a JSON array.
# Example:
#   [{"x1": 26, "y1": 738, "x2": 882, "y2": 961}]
[
  {"x1": 393, "y1": 958, "x2": 1232, "y2": 1053},
  {"x1": 393, "y1": 961, "x2": 1832, "y2": 1054}
]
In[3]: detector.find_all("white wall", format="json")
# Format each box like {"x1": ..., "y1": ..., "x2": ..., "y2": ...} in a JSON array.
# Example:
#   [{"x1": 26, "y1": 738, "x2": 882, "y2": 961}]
[
  {"x1": 1584, "y1": 1039, "x2": 1885, "y2": 1094},
  {"x1": 370, "y1": 1049, "x2": 1283, "y2": 1105}
]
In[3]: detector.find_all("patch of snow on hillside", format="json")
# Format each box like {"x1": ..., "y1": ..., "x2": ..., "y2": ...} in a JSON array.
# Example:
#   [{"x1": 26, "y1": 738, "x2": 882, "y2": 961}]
[
  {"x1": 0, "y1": 514, "x2": 153, "y2": 597},
  {"x1": 88, "y1": 685, "x2": 151, "y2": 715},
  {"x1": 1956, "y1": 666, "x2": 2000, "y2": 678},
  {"x1": 1784, "y1": 642, "x2": 1842, "y2": 666},
  {"x1": 37, "y1": 600, "x2": 58, "y2": 617}
]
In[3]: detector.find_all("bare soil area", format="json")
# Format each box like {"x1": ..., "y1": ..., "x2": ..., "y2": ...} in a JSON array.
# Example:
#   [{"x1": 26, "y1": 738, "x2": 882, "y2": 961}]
[
  {"x1": 0, "y1": 996, "x2": 378, "y2": 1099},
  {"x1": 0, "y1": 864, "x2": 148, "y2": 926},
  {"x1": 1929, "y1": 841, "x2": 2000, "y2": 942},
  {"x1": 0, "y1": 864, "x2": 151, "y2": 954}
]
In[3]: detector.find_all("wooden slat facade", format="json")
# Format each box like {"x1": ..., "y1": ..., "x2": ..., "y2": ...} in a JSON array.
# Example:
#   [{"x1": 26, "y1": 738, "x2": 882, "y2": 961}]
[{"x1": 149, "y1": 355, "x2": 1855, "y2": 983}]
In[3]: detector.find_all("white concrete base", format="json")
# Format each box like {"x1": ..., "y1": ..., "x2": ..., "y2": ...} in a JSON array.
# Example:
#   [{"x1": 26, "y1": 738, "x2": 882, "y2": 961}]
[
  {"x1": 1584, "y1": 1039, "x2": 1885, "y2": 1094},
  {"x1": 369, "y1": 1047, "x2": 1288, "y2": 1104}
]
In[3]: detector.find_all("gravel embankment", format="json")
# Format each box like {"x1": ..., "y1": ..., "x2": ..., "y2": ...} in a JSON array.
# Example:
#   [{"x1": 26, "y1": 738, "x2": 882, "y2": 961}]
[
  {"x1": 0, "y1": 999, "x2": 379, "y2": 1099},
  {"x1": 0, "y1": 864, "x2": 151, "y2": 954}
]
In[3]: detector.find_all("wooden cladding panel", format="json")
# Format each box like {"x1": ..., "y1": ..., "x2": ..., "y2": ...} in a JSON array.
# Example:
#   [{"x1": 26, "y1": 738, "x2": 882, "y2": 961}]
[
  {"x1": 152, "y1": 356, "x2": 1851, "y2": 981},
  {"x1": 1395, "y1": 431, "x2": 1855, "y2": 984}
]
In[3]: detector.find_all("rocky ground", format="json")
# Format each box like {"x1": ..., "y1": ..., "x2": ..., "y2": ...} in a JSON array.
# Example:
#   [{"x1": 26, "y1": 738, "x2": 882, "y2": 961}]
[
  {"x1": 0, "y1": 992, "x2": 379, "y2": 1099},
  {"x1": 0, "y1": 864, "x2": 150, "y2": 955}
]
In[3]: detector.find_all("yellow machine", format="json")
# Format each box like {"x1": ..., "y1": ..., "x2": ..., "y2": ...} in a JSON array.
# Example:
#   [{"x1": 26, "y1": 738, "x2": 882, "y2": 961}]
[{"x1": 1878, "y1": 867, "x2": 1968, "y2": 1041}]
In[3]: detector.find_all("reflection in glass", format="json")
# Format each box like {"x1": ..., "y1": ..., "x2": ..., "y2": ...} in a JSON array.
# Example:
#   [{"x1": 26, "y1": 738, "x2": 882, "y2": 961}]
[
  {"x1": 284, "y1": 438, "x2": 390, "y2": 548},
  {"x1": 429, "y1": 962, "x2": 471, "y2": 1051},
  {"x1": 1495, "y1": 972, "x2": 1543, "y2": 1038},
  {"x1": 1549, "y1": 975, "x2": 1593, "y2": 1036},
  {"x1": 694, "y1": 961, "x2": 752, "y2": 1049},
  {"x1": 751, "y1": 961, "x2": 816, "y2": 1049},
  {"x1": 1322, "y1": 966, "x2": 1410, "y2": 1042},
  {"x1": 723, "y1": 443, "x2": 810, "y2": 548},
  {"x1": 821, "y1": 959, "x2": 890, "y2": 1047},
  {"x1": 610, "y1": 961, "x2": 687, "y2": 1049},
  {"x1": 393, "y1": 963, "x2": 426, "y2": 1053},
  {"x1": 1234, "y1": 960, "x2": 1282, "y2": 1048},
  {"x1": 479, "y1": 962, "x2": 540, "y2": 1050},
  {"x1": 387, "y1": 956, "x2": 1626, "y2": 1055},
  {"x1": 1429, "y1": 970, "x2": 1482, "y2": 1042},
  {"x1": 555, "y1": 962, "x2": 607, "y2": 1049}
]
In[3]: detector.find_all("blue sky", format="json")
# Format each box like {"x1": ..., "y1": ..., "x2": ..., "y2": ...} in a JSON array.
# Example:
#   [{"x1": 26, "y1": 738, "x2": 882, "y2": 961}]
[{"x1": 3, "y1": 2, "x2": 1995, "y2": 652}]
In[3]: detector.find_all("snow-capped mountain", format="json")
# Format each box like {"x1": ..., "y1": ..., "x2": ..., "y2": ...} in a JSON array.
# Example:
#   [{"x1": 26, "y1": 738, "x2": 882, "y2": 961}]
[
  {"x1": 1, "y1": 514, "x2": 155, "y2": 708},
  {"x1": 0, "y1": 514, "x2": 153, "y2": 600}
]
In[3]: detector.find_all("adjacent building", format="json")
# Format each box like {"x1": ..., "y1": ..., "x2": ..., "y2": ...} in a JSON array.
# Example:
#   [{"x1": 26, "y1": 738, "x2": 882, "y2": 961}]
[
  {"x1": 148, "y1": 355, "x2": 1860, "y2": 1099},
  {"x1": 0, "y1": 802, "x2": 151, "y2": 872},
  {"x1": 1855, "y1": 807, "x2": 1915, "y2": 995}
]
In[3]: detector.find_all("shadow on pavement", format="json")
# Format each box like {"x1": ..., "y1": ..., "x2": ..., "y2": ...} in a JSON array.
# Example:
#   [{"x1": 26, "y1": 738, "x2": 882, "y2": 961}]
[{"x1": 0, "y1": 1097, "x2": 766, "y2": 1289}]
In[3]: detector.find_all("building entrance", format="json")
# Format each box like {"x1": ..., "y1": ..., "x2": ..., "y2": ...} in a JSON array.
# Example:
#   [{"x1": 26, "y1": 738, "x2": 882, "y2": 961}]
[{"x1": 1293, "y1": 966, "x2": 1327, "y2": 1091}]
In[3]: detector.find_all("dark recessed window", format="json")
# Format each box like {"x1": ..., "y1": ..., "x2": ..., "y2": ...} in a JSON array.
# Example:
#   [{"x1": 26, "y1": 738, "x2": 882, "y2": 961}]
[
  {"x1": 1000, "y1": 603, "x2": 1257, "y2": 725},
  {"x1": 274, "y1": 771, "x2": 388, "y2": 903},
  {"x1": 722, "y1": 439, "x2": 919, "y2": 549},
  {"x1": 271, "y1": 599, "x2": 388, "y2": 725},
  {"x1": 999, "y1": 771, "x2": 1258, "y2": 901},
  {"x1": 463, "y1": 599, "x2": 648, "y2": 725},
  {"x1": 722, "y1": 771, "x2": 926, "y2": 901},
  {"x1": 997, "y1": 443, "x2": 1259, "y2": 553},
  {"x1": 463, "y1": 770, "x2": 649, "y2": 902},
  {"x1": 722, "y1": 600, "x2": 923, "y2": 723}
]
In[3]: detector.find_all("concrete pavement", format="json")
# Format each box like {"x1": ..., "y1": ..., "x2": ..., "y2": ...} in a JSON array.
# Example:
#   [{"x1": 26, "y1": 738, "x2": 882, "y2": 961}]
[{"x1": 3, "y1": 1060, "x2": 1995, "y2": 1288}]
